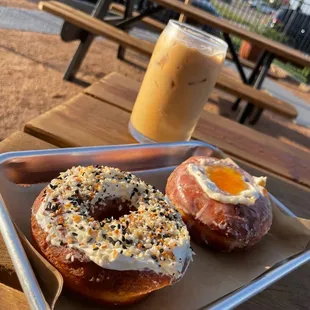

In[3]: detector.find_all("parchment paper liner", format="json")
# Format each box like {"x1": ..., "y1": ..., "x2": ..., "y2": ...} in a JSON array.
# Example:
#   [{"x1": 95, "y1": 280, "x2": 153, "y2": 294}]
[{"x1": 1, "y1": 167, "x2": 309, "y2": 309}]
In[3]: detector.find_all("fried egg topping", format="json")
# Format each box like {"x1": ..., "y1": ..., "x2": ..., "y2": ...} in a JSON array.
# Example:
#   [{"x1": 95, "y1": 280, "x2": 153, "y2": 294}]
[{"x1": 187, "y1": 158, "x2": 266, "y2": 206}]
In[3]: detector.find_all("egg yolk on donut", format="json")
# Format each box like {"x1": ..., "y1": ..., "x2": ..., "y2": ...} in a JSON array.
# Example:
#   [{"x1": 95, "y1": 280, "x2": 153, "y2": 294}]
[{"x1": 207, "y1": 166, "x2": 248, "y2": 195}]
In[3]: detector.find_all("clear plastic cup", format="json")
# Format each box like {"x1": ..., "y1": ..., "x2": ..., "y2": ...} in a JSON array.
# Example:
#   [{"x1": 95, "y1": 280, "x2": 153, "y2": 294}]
[{"x1": 129, "y1": 20, "x2": 227, "y2": 143}]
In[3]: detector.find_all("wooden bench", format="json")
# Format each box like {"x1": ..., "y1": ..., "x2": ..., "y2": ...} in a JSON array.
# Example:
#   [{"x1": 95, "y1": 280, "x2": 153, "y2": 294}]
[
  {"x1": 110, "y1": 3, "x2": 279, "y2": 79},
  {"x1": 38, "y1": 1, "x2": 297, "y2": 120}
]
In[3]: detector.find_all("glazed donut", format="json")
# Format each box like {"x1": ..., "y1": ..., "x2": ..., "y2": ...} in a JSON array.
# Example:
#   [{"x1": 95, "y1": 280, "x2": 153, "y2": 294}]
[
  {"x1": 31, "y1": 165, "x2": 192, "y2": 306},
  {"x1": 166, "y1": 156, "x2": 272, "y2": 252}
]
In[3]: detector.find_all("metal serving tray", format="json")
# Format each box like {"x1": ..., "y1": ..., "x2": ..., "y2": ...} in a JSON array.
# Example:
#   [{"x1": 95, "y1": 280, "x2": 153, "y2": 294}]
[{"x1": 0, "y1": 141, "x2": 309, "y2": 310}]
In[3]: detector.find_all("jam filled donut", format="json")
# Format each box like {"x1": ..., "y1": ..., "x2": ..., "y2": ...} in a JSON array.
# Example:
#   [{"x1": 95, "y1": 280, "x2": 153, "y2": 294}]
[
  {"x1": 166, "y1": 156, "x2": 272, "y2": 252},
  {"x1": 31, "y1": 166, "x2": 192, "y2": 306}
]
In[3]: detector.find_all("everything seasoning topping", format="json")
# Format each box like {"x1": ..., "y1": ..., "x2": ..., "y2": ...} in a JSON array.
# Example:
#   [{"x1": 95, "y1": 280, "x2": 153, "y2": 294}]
[{"x1": 36, "y1": 165, "x2": 191, "y2": 277}]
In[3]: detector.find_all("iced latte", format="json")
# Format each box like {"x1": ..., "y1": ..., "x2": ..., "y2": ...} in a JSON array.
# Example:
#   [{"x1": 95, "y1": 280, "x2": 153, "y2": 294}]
[{"x1": 129, "y1": 20, "x2": 227, "y2": 142}]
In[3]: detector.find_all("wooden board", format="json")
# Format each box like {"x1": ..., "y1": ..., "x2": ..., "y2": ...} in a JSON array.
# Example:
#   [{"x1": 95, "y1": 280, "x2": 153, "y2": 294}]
[
  {"x1": 39, "y1": 1, "x2": 296, "y2": 119},
  {"x1": 178, "y1": 0, "x2": 191, "y2": 22},
  {"x1": 39, "y1": 1, "x2": 154, "y2": 56},
  {"x1": 216, "y1": 72, "x2": 296, "y2": 118},
  {"x1": 83, "y1": 73, "x2": 308, "y2": 187},
  {"x1": 152, "y1": 0, "x2": 310, "y2": 67},
  {"x1": 24, "y1": 93, "x2": 136, "y2": 147},
  {"x1": 0, "y1": 131, "x2": 56, "y2": 153},
  {"x1": 0, "y1": 283, "x2": 29, "y2": 310}
]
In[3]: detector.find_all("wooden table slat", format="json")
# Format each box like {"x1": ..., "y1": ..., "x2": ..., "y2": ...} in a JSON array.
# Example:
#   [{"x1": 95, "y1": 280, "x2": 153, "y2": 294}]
[
  {"x1": 24, "y1": 93, "x2": 136, "y2": 147},
  {"x1": 0, "y1": 131, "x2": 56, "y2": 153},
  {"x1": 0, "y1": 283, "x2": 29, "y2": 310},
  {"x1": 83, "y1": 73, "x2": 310, "y2": 188}
]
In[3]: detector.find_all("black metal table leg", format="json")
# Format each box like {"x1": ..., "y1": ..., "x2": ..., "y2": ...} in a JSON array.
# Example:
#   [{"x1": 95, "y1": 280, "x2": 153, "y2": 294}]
[
  {"x1": 249, "y1": 54, "x2": 275, "y2": 125},
  {"x1": 236, "y1": 53, "x2": 275, "y2": 124},
  {"x1": 117, "y1": 0, "x2": 134, "y2": 60},
  {"x1": 246, "y1": 50, "x2": 270, "y2": 85},
  {"x1": 231, "y1": 50, "x2": 269, "y2": 112},
  {"x1": 223, "y1": 33, "x2": 247, "y2": 84},
  {"x1": 115, "y1": 6, "x2": 163, "y2": 29},
  {"x1": 63, "y1": 0, "x2": 112, "y2": 81},
  {"x1": 222, "y1": 32, "x2": 271, "y2": 115},
  {"x1": 138, "y1": 0, "x2": 146, "y2": 11}
]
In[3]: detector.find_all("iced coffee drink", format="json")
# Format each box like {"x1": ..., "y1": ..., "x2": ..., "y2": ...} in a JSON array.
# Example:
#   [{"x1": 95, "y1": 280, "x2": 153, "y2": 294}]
[{"x1": 129, "y1": 20, "x2": 227, "y2": 143}]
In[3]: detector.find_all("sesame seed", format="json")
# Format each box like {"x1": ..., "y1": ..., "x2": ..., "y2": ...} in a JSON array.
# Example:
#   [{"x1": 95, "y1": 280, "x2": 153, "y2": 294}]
[
  {"x1": 37, "y1": 165, "x2": 191, "y2": 279},
  {"x1": 49, "y1": 184, "x2": 57, "y2": 190}
]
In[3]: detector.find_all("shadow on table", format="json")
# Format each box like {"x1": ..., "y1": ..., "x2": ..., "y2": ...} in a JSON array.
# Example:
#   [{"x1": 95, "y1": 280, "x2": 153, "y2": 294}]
[{"x1": 210, "y1": 93, "x2": 310, "y2": 153}]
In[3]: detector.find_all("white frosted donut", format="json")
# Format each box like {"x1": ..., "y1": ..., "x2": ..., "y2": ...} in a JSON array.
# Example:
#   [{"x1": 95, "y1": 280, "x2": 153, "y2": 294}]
[{"x1": 31, "y1": 165, "x2": 192, "y2": 305}]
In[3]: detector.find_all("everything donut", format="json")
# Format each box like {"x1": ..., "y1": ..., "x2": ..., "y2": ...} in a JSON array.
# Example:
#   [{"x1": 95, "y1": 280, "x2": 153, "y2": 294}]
[
  {"x1": 31, "y1": 165, "x2": 192, "y2": 305},
  {"x1": 166, "y1": 156, "x2": 272, "y2": 252}
]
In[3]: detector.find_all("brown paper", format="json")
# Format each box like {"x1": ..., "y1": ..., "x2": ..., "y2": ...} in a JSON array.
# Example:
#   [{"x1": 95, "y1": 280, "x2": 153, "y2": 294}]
[
  {"x1": 1, "y1": 167, "x2": 310, "y2": 310},
  {"x1": 15, "y1": 224, "x2": 63, "y2": 309}
]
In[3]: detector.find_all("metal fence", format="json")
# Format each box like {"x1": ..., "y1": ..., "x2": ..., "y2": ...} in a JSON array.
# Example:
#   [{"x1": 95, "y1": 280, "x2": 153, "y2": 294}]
[{"x1": 210, "y1": 0, "x2": 310, "y2": 56}]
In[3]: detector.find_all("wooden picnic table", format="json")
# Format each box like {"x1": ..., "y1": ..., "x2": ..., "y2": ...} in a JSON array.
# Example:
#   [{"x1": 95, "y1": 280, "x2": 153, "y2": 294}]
[
  {"x1": 38, "y1": 1, "x2": 298, "y2": 123},
  {"x1": 45, "y1": 0, "x2": 310, "y2": 124},
  {"x1": 0, "y1": 72, "x2": 310, "y2": 309},
  {"x1": 147, "y1": 0, "x2": 310, "y2": 123}
]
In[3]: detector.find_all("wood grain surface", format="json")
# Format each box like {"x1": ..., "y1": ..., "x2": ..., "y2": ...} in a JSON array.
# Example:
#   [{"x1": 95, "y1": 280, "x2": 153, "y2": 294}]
[
  {"x1": 0, "y1": 131, "x2": 57, "y2": 309},
  {"x1": 1, "y1": 77, "x2": 307, "y2": 309},
  {"x1": 178, "y1": 0, "x2": 191, "y2": 22},
  {"x1": 24, "y1": 93, "x2": 136, "y2": 147},
  {"x1": 39, "y1": 1, "x2": 296, "y2": 119},
  {"x1": 0, "y1": 131, "x2": 56, "y2": 153},
  {"x1": 39, "y1": 1, "x2": 154, "y2": 56},
  {"x1": 83, "y1": 73, "x2": 310, "y2": 187},
  {"x1": 216, "y1": 73, "x2": 297, "y2": 118},
  {"x1": 0, "y1": 283, "x2": 29, "y2": 310}
]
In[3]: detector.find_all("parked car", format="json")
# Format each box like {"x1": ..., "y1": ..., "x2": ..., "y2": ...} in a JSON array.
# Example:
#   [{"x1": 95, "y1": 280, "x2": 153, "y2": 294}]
[
  {"x1": 257, "y1": 3, "x2": 275, "y2": 14},
  {"x1": 268, "y1": 8, "x2": 310, "y2": 55}
]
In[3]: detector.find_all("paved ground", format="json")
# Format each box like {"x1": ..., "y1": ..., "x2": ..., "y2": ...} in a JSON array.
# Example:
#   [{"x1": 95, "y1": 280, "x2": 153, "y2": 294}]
[
  {"x1": 0, "y1": 7, "x2": 63, "y2": 34},
  {"x1": 225, "y1": 62, "x2": 310, "y2": 127},
  {"x1": 0, "y1": 4, "x2": 309, "y2": 127}
]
